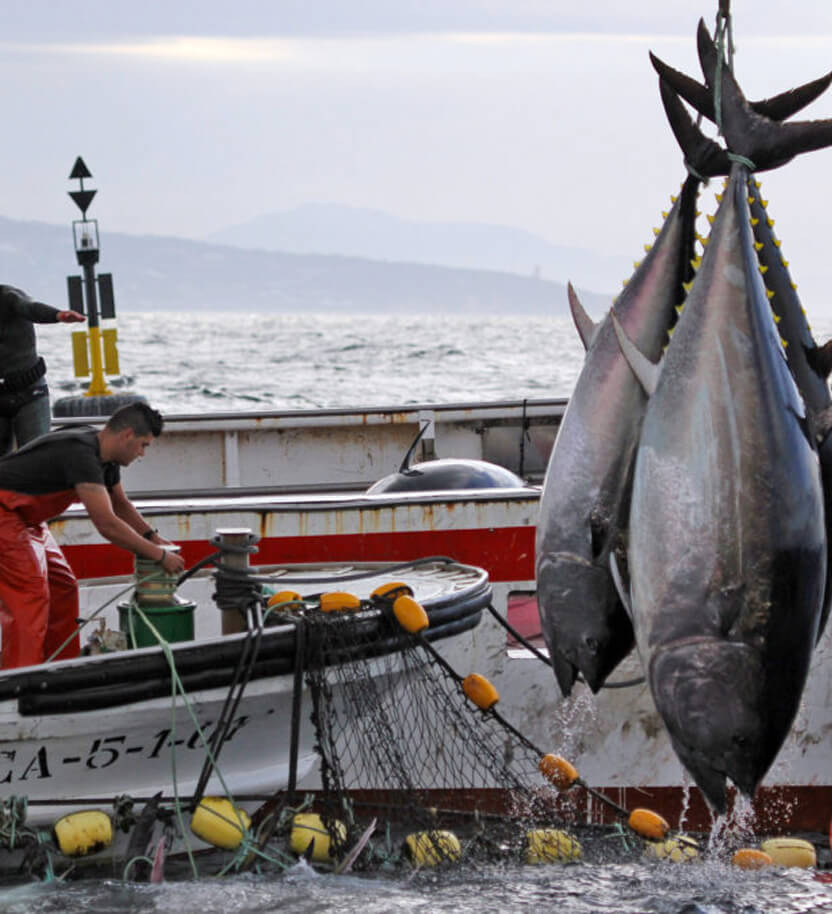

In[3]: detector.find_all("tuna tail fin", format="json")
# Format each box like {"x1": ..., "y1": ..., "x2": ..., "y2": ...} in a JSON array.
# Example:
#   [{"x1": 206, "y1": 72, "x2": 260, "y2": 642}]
[
  {"x1": 650, "y1": 38, "x2": 832, "y2": 125},
  {"x1": 568, "y1": 282, "x2": 598, "y2": 352},
  {"x1": 753, "y1": 69, "x2": 832, "y2": 123},
  {"x1": 649, "y1": 51, "x2": 716, "y2": 122},
  {"x1": 658, "y1": 77, "x2": 731, "y2": 178},
  {"x1": 695, "y1": 19, "x2": 832, "y2": 171},
  {"x1": 609, "y1": 310, "x2": 661, "y2": 396}
]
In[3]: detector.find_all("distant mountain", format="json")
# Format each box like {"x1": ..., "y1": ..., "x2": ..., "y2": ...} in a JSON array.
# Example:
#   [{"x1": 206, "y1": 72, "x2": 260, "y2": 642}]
[
  {"x1": 206, "y1": 203, "x2": 630, "y2": 295},
  {"x1": 0, "y1": 215, "x2": 611, "y2": 316}
]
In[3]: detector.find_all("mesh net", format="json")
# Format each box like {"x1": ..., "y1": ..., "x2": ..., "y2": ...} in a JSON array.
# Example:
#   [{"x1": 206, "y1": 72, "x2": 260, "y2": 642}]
[{"x1": 284, "y1": 601, "x2": 581, "y2": 869}]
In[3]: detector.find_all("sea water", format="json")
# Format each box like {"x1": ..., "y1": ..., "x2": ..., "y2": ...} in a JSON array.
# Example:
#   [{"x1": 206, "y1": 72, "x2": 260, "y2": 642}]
[
  {"x1": 13, "y1": 309, "x2": 832, "y2": 912},
  {"x1": 37, "y1": 311, "x2": 591, "y2": 414},
  {"x1": 37, "y1": 309, "x2": 832, "y2": 414},
  {"x1": 4, "y1": 858, "x2": 832, "y2": 913}
]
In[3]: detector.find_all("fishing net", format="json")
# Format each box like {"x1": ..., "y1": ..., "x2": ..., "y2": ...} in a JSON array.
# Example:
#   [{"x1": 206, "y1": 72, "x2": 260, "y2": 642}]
[{"x1": 276, "y1": 599, "x2": 582, "y2": 870}]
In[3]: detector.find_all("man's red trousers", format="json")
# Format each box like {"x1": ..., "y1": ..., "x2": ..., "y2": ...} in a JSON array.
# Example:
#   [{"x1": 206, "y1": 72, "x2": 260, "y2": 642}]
[{"x1": 0, "y1": 509, "x2": 80, "y2": 668}]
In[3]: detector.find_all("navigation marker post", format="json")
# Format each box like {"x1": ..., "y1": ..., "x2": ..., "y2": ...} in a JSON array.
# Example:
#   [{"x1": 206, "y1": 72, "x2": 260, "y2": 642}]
[{"x1": 53, "y1": 156, "x2": 145, "y2": 417}]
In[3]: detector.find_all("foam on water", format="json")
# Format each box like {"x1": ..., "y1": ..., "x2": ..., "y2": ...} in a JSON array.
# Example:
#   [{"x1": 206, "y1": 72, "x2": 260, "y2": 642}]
[{"x1": 3, "y1": 860, "x2": 832, "y2": 914}]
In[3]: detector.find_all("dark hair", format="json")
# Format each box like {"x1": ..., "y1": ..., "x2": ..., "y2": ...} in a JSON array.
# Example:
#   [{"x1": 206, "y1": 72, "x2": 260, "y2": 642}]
[{"x1": 106, "y1": 401, "x2": 164, "y2": 437}]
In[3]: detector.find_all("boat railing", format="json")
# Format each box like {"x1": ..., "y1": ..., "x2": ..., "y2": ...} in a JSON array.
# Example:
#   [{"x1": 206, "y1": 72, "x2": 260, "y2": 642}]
[{"x1": 51, "y1": 397, "x2": 567, "y2": 496}]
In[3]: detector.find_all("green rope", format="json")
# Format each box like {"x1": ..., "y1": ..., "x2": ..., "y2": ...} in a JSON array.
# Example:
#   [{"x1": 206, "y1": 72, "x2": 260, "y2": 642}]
[
  {"x1": 45, "y1": 569, "x2": 165, "y2": 663},
  {"x1": 728, "y1": 152, "x2": 756, "y2": 170},
  {"x1": 0, "y1": 797, "x2": 59, "y2": 882},
  {"x1": 37, "y1": 828, "x2": 57, "y2": 883},
  {"x1": 122, "y1": 854, "x2": 155, "y2": 881},
  {"x1": 684, "y1": 160, "x2": 709, "y2": 185},
  {"x1": 127, "y1": 601, "x2": 273, "y2": 878}
]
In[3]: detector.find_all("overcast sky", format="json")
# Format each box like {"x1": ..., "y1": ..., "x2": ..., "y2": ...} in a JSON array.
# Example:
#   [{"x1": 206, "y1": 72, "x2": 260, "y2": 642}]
[{"x1": 2, "y1": 1, "x2": 832, "y2": 312}]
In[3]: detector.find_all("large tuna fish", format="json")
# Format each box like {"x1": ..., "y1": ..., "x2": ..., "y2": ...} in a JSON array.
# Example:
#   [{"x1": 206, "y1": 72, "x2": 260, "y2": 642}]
[
  {"x1": 535, "y1": 174, "x2": 699, "y2": 696},
  {"x1": 655, "y1": 42, "x2": 832, "y2": 639},
  {"x1": 534, "y1": 70, "x2": 735, "y2": 697},
  {"x1": 613, "y1": 163, "x2": 826, "y2": 811},
  {"x1": 746, "y1": 179, "x2": 832, "y2": 639}
]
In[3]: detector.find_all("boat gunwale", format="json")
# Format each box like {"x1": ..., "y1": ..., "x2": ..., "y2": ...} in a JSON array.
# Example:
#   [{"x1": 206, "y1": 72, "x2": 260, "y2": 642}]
[{"x1": 0, "y1": 562, "x2": 492, "y2": 714}]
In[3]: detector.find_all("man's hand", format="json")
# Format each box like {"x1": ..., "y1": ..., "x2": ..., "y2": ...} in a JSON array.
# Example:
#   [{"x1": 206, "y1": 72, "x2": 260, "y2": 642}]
[
  {"x1": 57, "y1": 310, "x2": 86, "y2": 323},
  {"x1": 159, "y1": 548, "x2": 185, "y2": 575}
]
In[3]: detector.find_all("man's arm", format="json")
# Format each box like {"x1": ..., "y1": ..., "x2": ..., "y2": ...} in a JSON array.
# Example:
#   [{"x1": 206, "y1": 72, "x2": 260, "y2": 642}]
[
  {"x1": 0, "y1": 285, "x2": 84, "y2": 324},
  {"x1": 76, "y1": 482, "x2": 184, "y2": 574},
  {"x1": 109, "y1": 482, "x2": 174, "y2": 546}
]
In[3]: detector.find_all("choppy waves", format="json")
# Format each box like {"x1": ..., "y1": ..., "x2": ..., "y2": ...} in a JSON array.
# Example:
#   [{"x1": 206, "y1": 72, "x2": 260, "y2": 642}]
[{"x1": 38, "y1": 311, "x2": 588, "y2": 415}]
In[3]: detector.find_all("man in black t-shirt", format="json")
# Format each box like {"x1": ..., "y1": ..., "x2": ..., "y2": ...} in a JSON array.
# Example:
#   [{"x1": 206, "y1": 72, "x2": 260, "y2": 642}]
[{"x1": 0, "y1": 401, "x2": 185, "y2": 668}]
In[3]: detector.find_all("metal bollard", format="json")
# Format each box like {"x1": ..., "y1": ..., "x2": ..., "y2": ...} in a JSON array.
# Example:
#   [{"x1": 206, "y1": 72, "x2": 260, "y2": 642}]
[{"x1": 215, "y1": 527, "x2": 260, "y2": 635}]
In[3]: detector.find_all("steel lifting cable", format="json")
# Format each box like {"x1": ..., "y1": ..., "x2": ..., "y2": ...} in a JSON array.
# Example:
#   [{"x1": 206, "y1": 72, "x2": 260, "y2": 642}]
[
  {"x1": 711, "y1": 4, "x2": 757, "y2": 173},
  {"x1": 712, "y1": 0, "x2": 735, "y2": 132},
  {"x1": 485, "y1": 603, "x2": 644, "y2": 689},
  {"x1": 192, "y1": 606, "x2": 267, "y2": 807}
]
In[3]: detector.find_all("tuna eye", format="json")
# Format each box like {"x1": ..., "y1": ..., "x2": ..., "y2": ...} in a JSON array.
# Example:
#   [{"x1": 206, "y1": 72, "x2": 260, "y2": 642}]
[{"x1": 584, "y1": 636, "x2": 599, "y2": 653}]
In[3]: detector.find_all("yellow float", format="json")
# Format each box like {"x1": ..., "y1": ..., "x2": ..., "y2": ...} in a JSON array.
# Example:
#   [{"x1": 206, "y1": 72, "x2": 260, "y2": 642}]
[
  {"x1": 525, "y1": 828, "x2": 582, "y2": 864},
  {"x1": 644, "y1": 836, "x2": 699, "y2": 863},
  {"x1": 53, "y1": 810, "x2": 113, "y2": 857},
  {"x1": 290, "y1": 812, "x2": 347, "y2": 862},
  {"x1": 266, "y1": 589, "x2": 302, "y2": 608},
  {"x1": 404, "y1": 830, "x2": 462, "y2": 866},
  {"x1": 190, "y1": 797, "x2": 250, "y2": 850},
  {"x1": 392, "y1": 594, "x2": 429, "y2": 633},
  {"x1": 319, "y1": 592, "x2": 362, "y2": 613},
  {"x1": 461, "y1": 673, "x2": 499, "y2": 710},
  {"x1": 732, "y1": 848, "x2": 774, "y2": 869},
  {"x1": 759, "y1": 837, "x2": 816, "y2": 868}
]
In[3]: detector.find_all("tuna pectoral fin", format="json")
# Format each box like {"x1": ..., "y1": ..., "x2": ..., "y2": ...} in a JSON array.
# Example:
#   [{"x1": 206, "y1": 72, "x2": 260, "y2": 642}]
[
  {"x1": 551, "y1": 649, "x2": 579, "y2": 698},
  {"x1": 609, "y1": 310, "x2": 661, "y2": 395},
  {"x1": 807, "y1": 339, "x2": 832, "y2": 381},
  {"x1": 609, "y1": 551, "x2": 633, "y2": 623},
  {"x1": 810, "y1": 404, "x2": 832, "y2": 447},
  {"x1": 568, "y1": 282, "x2": 598, "y2": 352}
]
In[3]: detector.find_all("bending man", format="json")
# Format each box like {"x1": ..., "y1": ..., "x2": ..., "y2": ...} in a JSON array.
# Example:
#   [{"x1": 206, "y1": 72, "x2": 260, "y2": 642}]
[
  {"x1": 0, "y1": 401, "x2": 185, "y2": 669},
  {"x1": 0, "y1": 284, "x2": 86, "y2": 455}
]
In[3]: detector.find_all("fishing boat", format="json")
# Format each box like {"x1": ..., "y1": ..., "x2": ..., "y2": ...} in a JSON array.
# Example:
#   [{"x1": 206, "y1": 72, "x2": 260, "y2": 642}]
[
  {"x1": 41, "y1": 399, "x2": 832, "y2": 839},
  {"x1": 0, "y1": 524, "x2": 493, "y2": 871}
]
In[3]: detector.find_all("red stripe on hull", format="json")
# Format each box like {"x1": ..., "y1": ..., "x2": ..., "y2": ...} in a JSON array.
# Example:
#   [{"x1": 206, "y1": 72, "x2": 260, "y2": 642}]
[{"x1": 63, "y1": 526, "x2": 536, "y2": 583}]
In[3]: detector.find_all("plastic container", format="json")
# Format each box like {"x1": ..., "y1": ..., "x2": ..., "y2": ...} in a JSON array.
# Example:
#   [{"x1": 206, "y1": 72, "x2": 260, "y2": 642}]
[{"x1": 119, "y1": 597, "x2": 195, "y2": 648}]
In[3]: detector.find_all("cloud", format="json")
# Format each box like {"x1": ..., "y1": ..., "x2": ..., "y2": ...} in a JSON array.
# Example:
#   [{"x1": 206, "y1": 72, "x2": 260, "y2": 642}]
[{"x1": 2, "y1": 0, "x2": 832, "y2": 42}]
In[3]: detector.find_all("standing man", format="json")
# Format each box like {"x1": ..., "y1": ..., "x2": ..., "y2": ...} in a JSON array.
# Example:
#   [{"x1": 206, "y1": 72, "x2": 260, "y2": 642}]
[
  {"x1": 0, "y1": 401, "x2": 185, "y2": 669},
  {"x1": 0, "y1": 284, "x2": 86, "y2": 456}
]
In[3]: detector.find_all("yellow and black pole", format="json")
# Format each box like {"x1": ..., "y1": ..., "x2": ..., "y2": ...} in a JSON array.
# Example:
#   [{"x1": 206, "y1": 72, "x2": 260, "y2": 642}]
[{"x1": 54, "y1": 157, "x2": 137, "y2": 418}]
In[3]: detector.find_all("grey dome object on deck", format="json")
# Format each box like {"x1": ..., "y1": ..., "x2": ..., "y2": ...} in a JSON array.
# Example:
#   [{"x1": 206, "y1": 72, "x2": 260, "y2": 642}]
[{"x1": 367, "y1": 458, "x2": 526, "y2": 493}]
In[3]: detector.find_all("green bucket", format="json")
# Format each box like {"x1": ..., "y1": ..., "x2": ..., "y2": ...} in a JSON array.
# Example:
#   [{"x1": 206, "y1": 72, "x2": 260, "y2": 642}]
[{"x1": 118, "y1": 599, "x2": 196, "y2": 649}]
